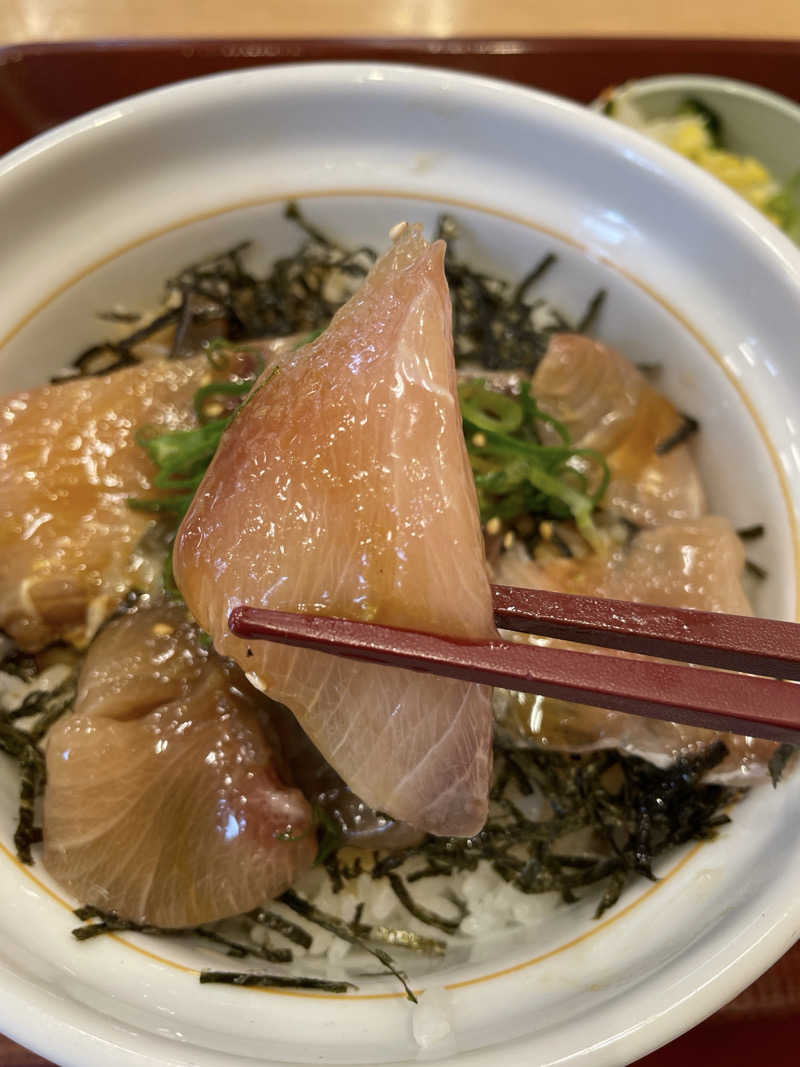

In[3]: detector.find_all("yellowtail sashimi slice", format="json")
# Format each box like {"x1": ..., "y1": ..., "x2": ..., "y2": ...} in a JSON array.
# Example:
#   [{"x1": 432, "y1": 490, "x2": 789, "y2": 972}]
[
  {"x1": 0, "y1": 342, "x2": 278, "y2": 651},
  {"x1": 44, "y1": 601, "x2": 315, "y2": 927},
  {"x1": 174, "y1": 225, "x2": 497, "y2": 837},
  {"x1": 532, "y1": 334, "x2": 705, "y2": 527},
  {"x1": 494, "y1": 519, "x2": 775, "y2": 782}
]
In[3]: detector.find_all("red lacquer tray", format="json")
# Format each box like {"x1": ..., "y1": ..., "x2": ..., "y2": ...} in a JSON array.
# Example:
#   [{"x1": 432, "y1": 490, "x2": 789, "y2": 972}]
[{"x1": 0, "y1": 36, "x2": 799, "y2": 1067}]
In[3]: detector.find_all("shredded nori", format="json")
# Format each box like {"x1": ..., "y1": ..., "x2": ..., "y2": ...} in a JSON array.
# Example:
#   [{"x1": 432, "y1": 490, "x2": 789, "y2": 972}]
[
  {"x1": 738, "y1": 528, "x2": 768, "y2": 578},
  {"x1": 13, "y1": 746, "x2": 45, "y2": 865},
  {"x1": 69, "y1": 308, "x2": 183, "y2": 378},
  {"x1": 654, "y1": 413, "x2": 700, "y2": 455},
  {"x1": 636, "y1": 362, "x2": 663, "y2": 380},
  {"x1": 768, "y1": 743, "x2": 797, "y2": 787},
  {"x1": 279, "y1": 890, "x2": 418, "y2": 1002},
  {"x1": 745, "y1": 559, "x2": 768, "y2": 580},
  {"x1": 65, "y1": 203, "x2": 602, "y2": 384},
  {"x1": 68, "y1": 210, "x2": 374, "y2": 378},
  {"x1": 363, "y1": 925, "x2": 446, "y2": 956},
  {"x1": 576, "y1": 289, "x2": 607, "y2": 334},
  {"x1": 328, "y1": 738, "x2": 741, "y2": 923},
  {"x1": 0, "y1": 669, "x2": 77, "y2": 863},
  {"x1": 195, "y1": 927, "x2": 292, "y2": 964},
  {"x1": 71, "y1": 905, "x2": 169, "y2": 941},
  {"x1": 248, "y1": 908, "x2": 313, "y2": 949},
  {"x1": 71, "y1": 906, "x2": 289, "y2": 964},
  {"x1": 199, "y1": 970, "x2": 355, "y2": 993},
  {"x1": 437, "y1": 215, "x2": 605, "y2": 372},
  {"x1": 737, "y1": 524, "x2": 765, "y2": 541},
  {"x1": 96, "y1": 310, "x2": 142, "y2": 324},
  {"x1": 386, "y1": 873, "x2": 467, "y2": 935}
]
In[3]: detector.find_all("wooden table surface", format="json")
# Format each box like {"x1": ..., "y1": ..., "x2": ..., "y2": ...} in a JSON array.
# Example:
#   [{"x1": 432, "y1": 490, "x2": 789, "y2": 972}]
[
  {"x1": 2, "y1": 3, "x2": 800, "y2": 1065},
  {"x1": 1, "y1": 0, "x2": 800, "y2": 45}
]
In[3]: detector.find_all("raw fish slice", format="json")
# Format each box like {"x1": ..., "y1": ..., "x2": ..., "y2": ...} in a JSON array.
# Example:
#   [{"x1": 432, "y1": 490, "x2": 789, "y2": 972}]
[
  {"x1": 0, "y1": 342, "x2": 279, "y2": 651},
  {"x1": 43, "y1": 600, "x2": 314, "y2": 927},
  {"x1": 268, "y1": 700, "x2": 425, "y2": 851},
  {"x1": 494, "y1": 520, "x2": 775, "y2": 782},
  {"x1": 532, "y1": 334, "x2": 705, "y2": 526},
  {"x1": 521, "y1": 516, "x2": 752, "y2": 613},
  {"x1": 174, "y1": 226, "x2": 497, "y2": 837}
]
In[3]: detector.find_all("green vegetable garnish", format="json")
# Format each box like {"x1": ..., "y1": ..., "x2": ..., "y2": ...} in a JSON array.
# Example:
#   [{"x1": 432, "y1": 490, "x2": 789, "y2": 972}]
[
  {"x1": 459, "y1": 379, "x2": 610, "y2": 551},
  {"x1": 137, "y1": 419, "x2": 231, "y2": 491},
  {"x1": 767, "y1": 173, "x2": 800, "y2": 243},
  {"x1": 680, "y1": 96, "x2": 724, "y2": 147},
  {"x1": 193, "y1": 379, "x2": 254, "y2": 420},
  {"x1": 0, "y1": 675, "x2": 77, "y2": 864}
]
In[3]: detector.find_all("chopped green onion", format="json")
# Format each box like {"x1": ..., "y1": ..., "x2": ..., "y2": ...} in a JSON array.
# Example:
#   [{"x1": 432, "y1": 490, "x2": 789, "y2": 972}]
[
  {"x1": 193, "y1": 380, "x2": 254, "y2": 420},
  {"x1": 459, "y1": 380, "x2": 524, "y2": 434},
  {"x1": 136, "y1": 418, "x2": 231, "y2": 476},
  {"x1": 459, "y1": 379, "x2": 609, "y2": 548}
]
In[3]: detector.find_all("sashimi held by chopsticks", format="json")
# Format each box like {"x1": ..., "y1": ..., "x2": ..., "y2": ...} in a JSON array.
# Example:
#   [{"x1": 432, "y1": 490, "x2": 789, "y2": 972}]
[
  {"x1": 174, "y1": 224, "x2": 498, "y2": 837},
  {"x1": 230, "y1": 587, "x2": 800, "y2": 746}
]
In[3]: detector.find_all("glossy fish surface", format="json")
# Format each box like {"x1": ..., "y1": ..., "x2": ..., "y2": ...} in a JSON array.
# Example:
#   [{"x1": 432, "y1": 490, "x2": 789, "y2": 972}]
[
  {"x1": 532, "y1": 334, "x2": 705, "y2": 527},
  {"x1": 495, "y1": 520, "x2": 771, "y2": 782},
  {"x1": 268, "y1": 699, "x2": 425, "y2": 851},
  {"x1": 43, "y1": 599, "x2": 315, "y2": 927},
  {"x1": 0, "y1": 345, "x2": 269, "y2": 652},
  {"x1": 174, "y1": 226, "x2": 497, "y2": 837}
]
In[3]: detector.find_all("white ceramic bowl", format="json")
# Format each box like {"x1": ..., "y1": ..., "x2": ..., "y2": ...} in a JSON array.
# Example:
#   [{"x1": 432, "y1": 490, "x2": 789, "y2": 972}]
[{"x1": 2, "y1": 63, "x2": 800, "y2": 1067}]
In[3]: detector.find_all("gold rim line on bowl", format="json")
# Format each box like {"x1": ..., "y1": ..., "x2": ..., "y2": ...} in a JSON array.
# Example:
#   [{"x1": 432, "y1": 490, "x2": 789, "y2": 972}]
[
  {"x1": 0, "y1": 835, "x2": 705, "y2": 1000},
  {"x1": 1, "y1": 188, "x2": 796, "y2": 1001}
]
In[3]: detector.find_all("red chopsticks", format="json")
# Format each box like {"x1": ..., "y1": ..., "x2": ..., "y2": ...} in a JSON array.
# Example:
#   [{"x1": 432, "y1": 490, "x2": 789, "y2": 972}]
[{"x1": 228, "y1": 585, "x2": 800, "y2": 744}]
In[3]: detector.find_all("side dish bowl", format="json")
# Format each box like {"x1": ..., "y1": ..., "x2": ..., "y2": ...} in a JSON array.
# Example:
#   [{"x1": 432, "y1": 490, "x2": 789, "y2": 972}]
[
  {"x1": 596, "y1": 73, "x2": 800, "y2": 182},
  {"x1": 2, "y1": 63, "x2": 800, "y2": 1067}
]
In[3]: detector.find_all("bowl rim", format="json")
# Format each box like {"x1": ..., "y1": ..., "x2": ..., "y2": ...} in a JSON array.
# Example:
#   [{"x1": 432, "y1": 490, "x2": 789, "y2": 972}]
[
  {"x1": 4, "y1": 59, "x2": 800, "y2": 278},
  {"x1": 2, "y1": 59, "x2": 800, "y2": 1067}
]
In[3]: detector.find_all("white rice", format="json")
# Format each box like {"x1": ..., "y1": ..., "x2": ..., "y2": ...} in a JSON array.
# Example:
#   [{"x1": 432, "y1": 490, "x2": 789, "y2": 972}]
[
  {"x1": 249, "y1": 854, "x2": 560, "y2": 971},
  {"x1": 0, "y1": 663, "x2": 73, "y2": 714}
]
